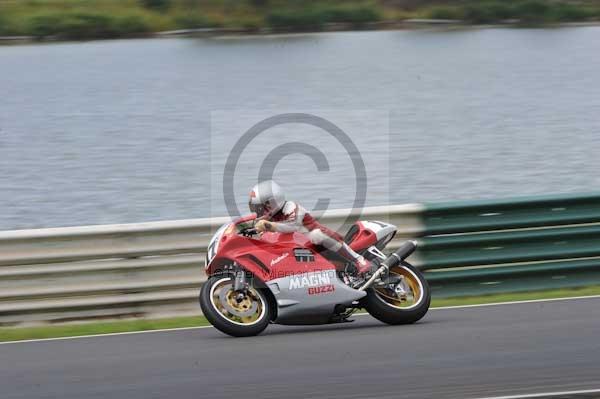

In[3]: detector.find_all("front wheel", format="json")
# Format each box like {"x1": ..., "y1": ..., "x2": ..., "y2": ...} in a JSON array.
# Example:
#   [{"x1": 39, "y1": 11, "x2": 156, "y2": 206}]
[
  {"x1": 199, "y1": 274, "x2": 271, "y2": 337},
  {"x1": 363, "y1": 262, "x2": 430, "y2": 325}
]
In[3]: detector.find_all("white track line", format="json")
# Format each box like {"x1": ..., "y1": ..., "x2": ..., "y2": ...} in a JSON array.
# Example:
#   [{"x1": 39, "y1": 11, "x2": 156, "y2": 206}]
[
  {"x1": 474, "y1": 387, "x2": 600, "y2": 399},
  {"x1": 1, "y1": 294, "x2": 600, "y2": 346},
  {"x1": 0, "y1": 325, "x2": 213, "y2": 345},
  {"x1": 430, "y1": 293, "x2": 600, "y2": 310}
]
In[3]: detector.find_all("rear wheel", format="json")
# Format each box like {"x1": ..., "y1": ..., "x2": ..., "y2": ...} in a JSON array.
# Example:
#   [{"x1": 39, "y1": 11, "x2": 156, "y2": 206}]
[
  {"x1": 200, "y1": 275, "x2": 271, "y2": 337},
  {"x1": 363, "y1": 262, "x2": 430, "y2": 325}
]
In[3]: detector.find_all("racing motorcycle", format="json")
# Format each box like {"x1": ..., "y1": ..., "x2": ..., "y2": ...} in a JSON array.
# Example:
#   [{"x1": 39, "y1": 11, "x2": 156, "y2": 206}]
[{"x1": 200, "y1": 214, "x2": 430, "y2": 337}]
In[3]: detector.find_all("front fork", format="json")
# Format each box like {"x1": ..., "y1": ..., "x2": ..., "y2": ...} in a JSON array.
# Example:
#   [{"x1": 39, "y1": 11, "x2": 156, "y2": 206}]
[{"x1": 233, "y1": 267, "x2": 250, "y2": 302}]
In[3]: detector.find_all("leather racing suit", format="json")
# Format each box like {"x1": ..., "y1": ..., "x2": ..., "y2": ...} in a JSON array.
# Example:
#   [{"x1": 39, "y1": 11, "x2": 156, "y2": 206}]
[{"x1": 260, "y1": 201, "x2": 370, "y2": 273}]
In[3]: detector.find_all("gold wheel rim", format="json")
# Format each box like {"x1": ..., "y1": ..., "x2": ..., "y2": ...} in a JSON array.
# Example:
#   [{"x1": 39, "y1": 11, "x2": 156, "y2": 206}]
[
  {"x1": 209, "y1": 278, "x2": 266, "y2": 326},
  {"x1": 373, "y1": 265, "x2": 423, "y2": 309}
]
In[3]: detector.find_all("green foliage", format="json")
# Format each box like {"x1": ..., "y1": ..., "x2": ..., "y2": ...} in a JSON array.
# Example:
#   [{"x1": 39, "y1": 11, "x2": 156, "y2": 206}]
[
  {"x1": 427, "y1": 6, "x2": 463, "y2": 21},
  {"x1": 61, "y1": 13, "x2": 118, "y2": 40},
  {"x1": 28, "y1": 13, "x2": 63, "y2": 38},
  {"x1": 463, "y1": 3, "x2": 496, "y2": 23},
  {"x1": 173, "y1": 13, "x2": 220, "y2": 29},
  {"x1": 113, "y1": 14, "x2": 152, "y2": 35},
  {"x1": 181, "y1": 0, "x2": 201, "y2": 7},
  {"x1": 250, "y1": 0, "x2": 269, "y2": 8},
  {"x1": 549, "y1": 3, "x2": 594, "y2": 22},
  {"x1": 461, "y1": 1, "x2": 517, "y2": 23},
  {"x1": 140, "y1": 0, "x2": 171, "y2": 12},
  {"x1": 320, "y1": 4, "x2": 382, "y2": 25},
  {"x1": 237, "y1": 16, "x2": 263, "y2": 31},
  {"x1": 0, "y1": 11, "x2": 21, "y2": 36},
  {"x1": 28, "y1": 11, "x2": 151, "y2": 40},
  {"x1": 485, "y1": 2, "x2": 516, "y2": 21},
  {"x1": 1, "y1": 0, "x2": 599, "y2": 41},
  {"x1": 267, "y1": 3, "x2": 381, "y2": 30},
  {"x1": 0, "y1": 13, "x2": 6, "y2": 36},
  {"x1": 513, "y1": 0, "x2": 551, "y2": 23},
  {"x1": 427, "y1": 0, "x2": 597, "y2": 24},
  {"x1": 267, "y1": 8, "x2": 326, "y2": 30}
]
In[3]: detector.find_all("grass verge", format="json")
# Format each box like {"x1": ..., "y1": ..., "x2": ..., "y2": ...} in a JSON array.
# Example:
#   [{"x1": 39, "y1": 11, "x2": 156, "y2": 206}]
[
  {"x1": 2, "y1": 285, "x2": 600, "y2": 343},
  {"x1": 430, "y1": 285, "x2": 600, "y2": 307},
  {"x1": 0, "y1": 316, "x2": 210, "y2": 343}
]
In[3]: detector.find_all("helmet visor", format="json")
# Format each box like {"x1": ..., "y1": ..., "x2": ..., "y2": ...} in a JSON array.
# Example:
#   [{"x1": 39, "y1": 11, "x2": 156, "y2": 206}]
[{"x1": 249, "y1": 202, "x2": 266, "y2": 217}]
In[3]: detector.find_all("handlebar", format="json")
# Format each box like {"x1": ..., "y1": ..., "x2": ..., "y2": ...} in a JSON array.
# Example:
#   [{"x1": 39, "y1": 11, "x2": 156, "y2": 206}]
[{"x1": 240, "y1": 227, "x2": 258, "y2": 236}]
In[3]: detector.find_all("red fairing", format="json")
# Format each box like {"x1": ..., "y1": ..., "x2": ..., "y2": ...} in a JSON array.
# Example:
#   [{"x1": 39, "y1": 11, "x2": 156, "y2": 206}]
[
  {"x1": 233, "y1": 213, "x2": 258, "y2": 224},
  {"x1": 207, "y1": 228, "x2": 336, "y2": 282},
  {"x1": 346, "y1": 222, "x2": 379, "y2": 252}
]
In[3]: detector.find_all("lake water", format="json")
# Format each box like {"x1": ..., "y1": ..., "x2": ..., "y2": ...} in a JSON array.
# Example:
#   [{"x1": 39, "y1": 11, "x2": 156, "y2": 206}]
[{"x1": 1, "y1": 27, "x2": 600, "y2": 230}]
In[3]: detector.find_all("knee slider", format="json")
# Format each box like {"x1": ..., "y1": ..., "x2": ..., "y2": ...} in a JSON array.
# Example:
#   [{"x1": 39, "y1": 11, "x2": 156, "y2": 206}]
[{"x1": 308, "y1": 229, "x2": 326, "y2": 245}]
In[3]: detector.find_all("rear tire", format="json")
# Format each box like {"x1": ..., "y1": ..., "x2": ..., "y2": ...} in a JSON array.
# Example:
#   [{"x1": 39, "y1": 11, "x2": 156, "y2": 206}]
[
  {"x1": 363, "y1": 262, "x2": 431, "y2": 325},
  {"x1": 200, "y1": 274, "x2": 271, "y2": 337}
]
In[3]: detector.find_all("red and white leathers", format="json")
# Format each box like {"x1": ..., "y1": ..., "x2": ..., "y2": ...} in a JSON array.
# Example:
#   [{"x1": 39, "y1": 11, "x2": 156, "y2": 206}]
[{"x1": 260, "y1": 201, "x2": 372, "y2": 274}]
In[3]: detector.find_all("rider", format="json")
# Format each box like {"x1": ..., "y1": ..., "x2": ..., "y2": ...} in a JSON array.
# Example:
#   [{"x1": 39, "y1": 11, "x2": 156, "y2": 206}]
[{"x1": 249, "y1": 180, "x2": 374, "y2": 276}]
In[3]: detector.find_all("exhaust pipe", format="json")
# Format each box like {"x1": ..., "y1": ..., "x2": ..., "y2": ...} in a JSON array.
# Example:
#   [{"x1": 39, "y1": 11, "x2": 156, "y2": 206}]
[
  {"x1": 358, "y1": 240, "x2": 417, "y2": 291},
  {"x1": 381, "y1": 240, "x2": 417, "y2": 269}
]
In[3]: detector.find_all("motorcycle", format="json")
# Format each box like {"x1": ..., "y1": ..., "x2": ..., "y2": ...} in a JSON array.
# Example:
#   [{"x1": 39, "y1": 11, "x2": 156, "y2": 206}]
[{"x1": 200, "y1": 214, "x2": 430, "y2": 337}]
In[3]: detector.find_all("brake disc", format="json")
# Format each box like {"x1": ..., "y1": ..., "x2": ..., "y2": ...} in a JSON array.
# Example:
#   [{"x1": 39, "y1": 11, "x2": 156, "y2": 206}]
[{"x1": 218, "y1": 285, "x2": 259, "y2": 318}]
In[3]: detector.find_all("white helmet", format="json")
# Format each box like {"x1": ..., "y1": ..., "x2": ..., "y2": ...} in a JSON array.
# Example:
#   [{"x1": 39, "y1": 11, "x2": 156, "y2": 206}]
[{"x1": 248, "y1": 180, "x2": 286, "y2": 218}]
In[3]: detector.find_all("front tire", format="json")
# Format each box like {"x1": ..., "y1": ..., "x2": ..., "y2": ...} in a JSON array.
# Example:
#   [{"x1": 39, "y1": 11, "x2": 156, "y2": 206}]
[
  {"x1": 363, "y1": 262, "x2": 431, "y2": 325},
  {"x1": 200, "y1": 274, "x2": 271, "y2": 337}
]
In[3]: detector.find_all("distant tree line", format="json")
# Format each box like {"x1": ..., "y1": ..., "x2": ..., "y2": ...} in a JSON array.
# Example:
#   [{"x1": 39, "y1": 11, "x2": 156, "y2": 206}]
[{"x1": 0, "y1": 0, "x2": 598, "y2": 40}]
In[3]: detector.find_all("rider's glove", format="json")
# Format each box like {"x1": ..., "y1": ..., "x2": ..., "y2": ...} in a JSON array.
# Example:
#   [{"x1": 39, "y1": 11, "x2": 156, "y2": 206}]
[{"x1": 255, "y1": 220, "x2": 273, "y2": 232}]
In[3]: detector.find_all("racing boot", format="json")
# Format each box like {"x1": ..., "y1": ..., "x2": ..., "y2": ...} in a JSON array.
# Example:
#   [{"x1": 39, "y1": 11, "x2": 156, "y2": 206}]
[
  {"x1": 354, "y1": 256, "x2": 377, "y2": 276},
  {"x1": 336, "y1": 242, "x2": 377, "y2": 277},
  {"x1": 343, "y1": 256, "x2": 379, "y2": 289}
]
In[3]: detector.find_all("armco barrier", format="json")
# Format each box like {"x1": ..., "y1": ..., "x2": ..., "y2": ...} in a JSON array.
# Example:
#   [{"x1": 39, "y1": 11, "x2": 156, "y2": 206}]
[
  {"x1": 419, "y1": 192, "x2": 600, "y2": 297},
  {"x1": 1, "y1": 193, "x2": 600, "y2": 326},
  {"x1": 0, "y1": 204, "x2": 424, "y2": 325}
]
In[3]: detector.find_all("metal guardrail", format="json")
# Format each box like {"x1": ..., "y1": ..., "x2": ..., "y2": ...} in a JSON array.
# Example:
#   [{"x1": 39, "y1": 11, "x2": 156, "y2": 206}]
[
  {"x1": 0, "y1": 204, "x2": 424, "y2": 325},
  {"x1": 420, "y1": 192, "x2": 600, "y2": 297},
  {"x1": 1, "y1": 193, "x2": 600, "y2": 326}
]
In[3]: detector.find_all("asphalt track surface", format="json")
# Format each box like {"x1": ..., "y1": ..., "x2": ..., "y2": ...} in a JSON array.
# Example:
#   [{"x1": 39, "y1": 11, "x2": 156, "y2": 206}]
[{"x1": 2, "y1": 297, "x2": 600, "y2": 399}]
